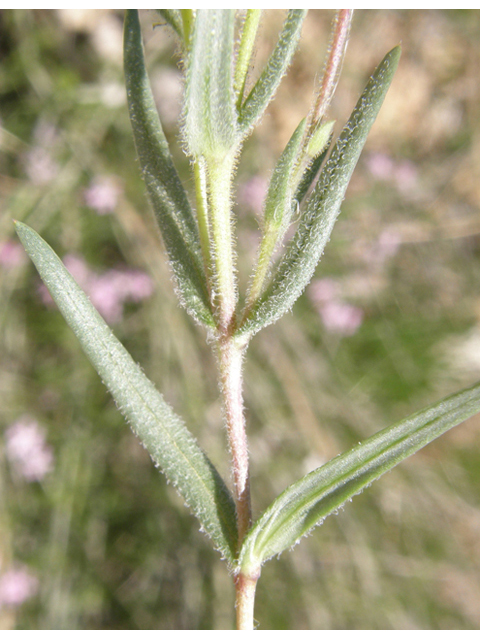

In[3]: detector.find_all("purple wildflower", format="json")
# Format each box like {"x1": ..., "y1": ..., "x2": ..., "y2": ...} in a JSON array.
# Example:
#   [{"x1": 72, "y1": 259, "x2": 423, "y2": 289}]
[
  {"x1": 308, "y1": 278, "x2": 339, "y2": 304},
  {"x1": 0, "y1": 567, "x2": 38, "y2": 608},
  {"x1": 0, "y1": 241, "x2": 26, "y2": 268},
  {"x1": 24, "y1": 148, "x2": 59, "y2": 185},
  {"x1": 317, "y1": 300, "x2": 363, "y2": 336},
  {"x1": 84, "y1": 176, "x2": 122, "y2": 215},
  {"x1": 366, "y1": 152, "x2": 418, "y2": 195},
  {"x1": 88, "y1": 268, "x2": 154, "y2": 323},
  {"x1": 22, "y1": 121, "x2": 60, "y2": 185},
  {"x1": 356, "y1": 228, "x2": 402, "y2": 268},
  {"x1": 238, "y1": 176, "x2": 268, "y2": 216},
  {"x1": 393, "y1": 160, "x2": 418, "y2": 194},
  {"x1": 377, "y1": 229, "x2": 402, "y2": 261},
  {"x1": 308, "y1": 277, "x2": 363, "y2": 336},
  {"x1": 5, "y1": 417, "x2": 54, "y2": 482},
  {"x1": 366, "y1": 152, "x2": 395, "y2": 180},
  {"x1": 39, "y1": 254, "x2": 154, "y2": 324}
]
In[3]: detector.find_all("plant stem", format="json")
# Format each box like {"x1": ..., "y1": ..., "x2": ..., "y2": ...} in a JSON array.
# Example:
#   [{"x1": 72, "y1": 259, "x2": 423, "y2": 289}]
[
  {"x1": 207, "y1": 155, "x2": 238, "y2": 332},
  {"x1": 217, "y1": 335, "x2": 251, "y2": 545},
  {"x1": 305, "y1": 9, "x2": 353, "y2": 139},
  {"x1": 235, "y1": 570, "x2": 259, "y2": 630},
  {"x1": 204, "y1": 145, "x2": 252, "y2": 563}
]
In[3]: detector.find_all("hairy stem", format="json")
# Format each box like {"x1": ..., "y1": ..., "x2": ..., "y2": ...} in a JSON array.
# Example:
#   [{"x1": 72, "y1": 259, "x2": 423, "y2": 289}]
[
  {"x1": 217, "y1": 336, "x2": 251, "y2": 545},
  {"x1": 306, "y1": 9, "x2": 353, "y2": 137},
  {"x1": 207, "y1": 155, "x2": 238, "y2": 332},
  {"x1": 235, "y1": 570, "x2": 259, "y2": 630}
]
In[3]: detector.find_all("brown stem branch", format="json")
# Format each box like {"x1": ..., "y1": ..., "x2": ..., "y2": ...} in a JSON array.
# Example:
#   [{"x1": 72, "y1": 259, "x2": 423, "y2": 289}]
[
  {"x1": 235, "y1": 570, "x2": 259, "y2": 630},
  {"x1": 217, "y1": 334, "x2": 252, "y2": 546},
  {"x1": 307, "y1": 9, "x2": 353, "y2": 136}
]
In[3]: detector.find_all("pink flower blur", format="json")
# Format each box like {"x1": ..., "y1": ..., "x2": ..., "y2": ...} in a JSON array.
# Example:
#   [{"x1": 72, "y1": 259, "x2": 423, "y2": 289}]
[
  {"x1": 308, "y1": 278, "x2": 339, "y2": 304},
  {"x1": 84, "y1": 176, "x2": 122, "y2": 215},
  {"x1": 366, "y1": 152, "x2": 418, "y2": 194},
  {"x1": 39, "y1": 254, "x2": 154, "y2": 324},
  {"x1": 0, "y1": 567, "x2": 38, "y2": 607},
  {"x1": 317, "y1": 300, "x2": 363, "y2": 336},
  {"x1": 5, "y1": 417, "x2": 53, "y2": 482},
  {"x1": 24, "y1": 148, "x2": 59, "y2": 185},
  {"x1": 23, "y1": 121, "x2": 60, "y2": 186},
  {"x1": 238, "y1": 176, "x2": 268, "y2": 216},
  {"x1": 308, "y1": 277, "x2": 363, "y2": 336},
  {"x1": 0, "y1": 241, "x2": 26, "y2": 268}
]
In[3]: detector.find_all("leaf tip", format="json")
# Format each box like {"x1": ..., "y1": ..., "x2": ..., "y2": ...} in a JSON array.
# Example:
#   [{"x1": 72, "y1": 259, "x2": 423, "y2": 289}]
[{"x1": 387, "y1": 44, "x2": 402, "y2": 67}]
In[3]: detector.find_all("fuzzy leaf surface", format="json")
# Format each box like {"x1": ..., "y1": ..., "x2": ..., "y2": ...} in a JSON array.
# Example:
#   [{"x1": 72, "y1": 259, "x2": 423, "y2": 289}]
[
  {"x1": 15, "y1": 222, "x2": 238, "y2": 564},
  {"x1": 293, "y1": 138, "x2": 332, "y2": 206},
  {"x1": 124, "y1": 10, "x2": 213, "y2": 328},
  {"x1": 184, "y1": 10, "x2": 237, "y2": 158},
  {"x1": 238, "y1": 10, "x2": 307, "y2": 134},
  {"x1": 263, "y1": 118, "x2": 306, "y2": 236},
  {"x1": 238, "y1": 46, "x2": 401, "y2": 338},
  {"x1": 239, "y1": 378, "x2": 480, "y2": 573}
]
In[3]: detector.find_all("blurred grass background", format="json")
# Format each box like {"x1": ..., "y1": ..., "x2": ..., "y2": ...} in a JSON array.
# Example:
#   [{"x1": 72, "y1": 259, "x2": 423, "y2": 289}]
[{"x1": 2, "y1": 8, "x2": 480, "y2": 630}]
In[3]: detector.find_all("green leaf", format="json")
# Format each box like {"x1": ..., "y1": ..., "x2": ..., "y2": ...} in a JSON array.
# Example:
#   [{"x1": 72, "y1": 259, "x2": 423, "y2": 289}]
[
  {"x1": 184, "y1": 10, "x2": 237, "y2": 159},
  {"x1": 263, "y1": 118, "x2": 306, "y2": 237},
  {"x1": 237, "y1": 46, "x2": 401, "y2": 339},
  {"x1": 238, "y1": 10, "x2": 307, "y2": 134},
  {"x1": 239, "y1": 378, "x2": 480, "y2": 573},
  {"x1": 234, "y1": 9, "x2": 262, "y2": 108},
  {"x1": 15, "y1": 221, "x2": 238, "y2": 565},
  {"x1": 305, "y1": 119, "x2": 335, "y2": 160},
  {"x1": 243, "y1": 119, "x2": 306, "y2": 312},
  {"x1": 293, "y1": 135, "x2": 332, "y2": 206},
  {"x1": 156, "y1": 10, "x2": 183, "y2": 38},
  {"x1": 124, "y1": 10, "x2": 214, "y2": 328}
]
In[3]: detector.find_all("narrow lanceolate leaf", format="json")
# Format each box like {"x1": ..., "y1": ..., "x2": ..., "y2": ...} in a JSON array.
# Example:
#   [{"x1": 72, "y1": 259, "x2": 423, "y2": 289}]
[
  {"x1": 156, "y1": 10, "x2": 183, "y2": 39},
  {"x1": 263, "y1": 118, "x2": 306, "y2": 238},
  {"x1": 244, "y1": 119, "x2": 306, "y2": 313},
  {"x1": 238, "y1": 10, "x2": 307, "y2": 134},
  {"x1": 184, "y1": 10, "x2": 237, "y2": 159},
  {"x1": 238, "y1": 46, "x2": 401, "y2": 338},
  {"x1": 234, "y1": 9, "x2": 262, "y2": 108},
  {"x1": 239, "y1": 378, "x2": 480, "y2": 573},
  {"x1": 293, "y1": 135, "x2": 332, "y2": 206},
  {"x1": 15, "y1": 222, "x2": 238, "y2": 564},
  {"x1": 124, "y1": 10, "x2": 214, "y2": 328}
]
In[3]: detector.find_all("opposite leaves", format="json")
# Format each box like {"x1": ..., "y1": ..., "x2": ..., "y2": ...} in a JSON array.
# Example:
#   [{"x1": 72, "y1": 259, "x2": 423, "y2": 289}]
[
  {"x1": 15, "y1": 222, "x2": 238, "y2": 565},
  {"x1": 124, "y1": 10, "x2": 214, "y2": 328},
  {"x1": 238, "y1": 46, "x2": 401, "y2": 339},
  {"x1": 239, "y1": 378, "x2": 480, "y2": 574}
]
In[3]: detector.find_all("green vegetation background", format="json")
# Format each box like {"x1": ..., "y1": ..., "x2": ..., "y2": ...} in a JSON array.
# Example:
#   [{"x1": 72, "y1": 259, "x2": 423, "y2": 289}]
[{"x1": 2, "y1": 9, "x2": 480, "y2": 630}]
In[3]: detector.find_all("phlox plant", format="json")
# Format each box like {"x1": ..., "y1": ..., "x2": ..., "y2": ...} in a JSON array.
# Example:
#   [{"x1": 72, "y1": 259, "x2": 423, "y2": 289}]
[{"x1": 14, "y1": 9, "x2": 480, "y2": 630}]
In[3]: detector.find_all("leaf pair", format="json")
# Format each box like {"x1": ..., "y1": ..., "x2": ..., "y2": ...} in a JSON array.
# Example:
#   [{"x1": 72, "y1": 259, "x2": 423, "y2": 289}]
[
  {"x1": 16, "y1": 221, "x2": 480, "y2": 574},
  {"x1": 124, "y1": 10, "x2": 307, "y2": 329},
  {"x1": 16, "y1": 11, "x2": 480, "y2": 582},
  {"x1": 124, "y1": 9, "x2": 214, "y2": 328},
  {"x1": 239, "y1": 45, "x2": 402, "y2": 338}
]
